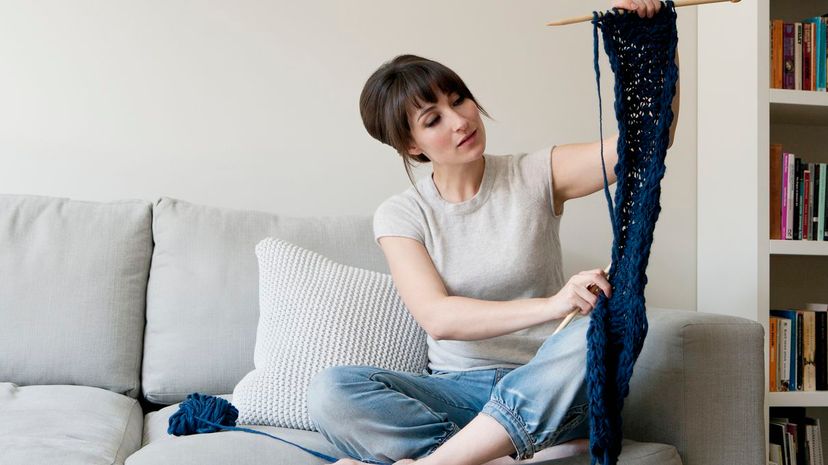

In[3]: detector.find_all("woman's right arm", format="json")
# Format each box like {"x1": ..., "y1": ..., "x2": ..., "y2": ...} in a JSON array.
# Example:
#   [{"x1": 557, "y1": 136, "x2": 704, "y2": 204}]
[{"x1": 377, "y1": 236, "x2": 610, "y2": 341}]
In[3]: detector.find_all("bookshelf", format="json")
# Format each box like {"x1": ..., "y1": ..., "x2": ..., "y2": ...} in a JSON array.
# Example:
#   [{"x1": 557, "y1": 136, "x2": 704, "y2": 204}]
[{"x1": 698, "y1": 0, "x2": 828, "y2": 463}]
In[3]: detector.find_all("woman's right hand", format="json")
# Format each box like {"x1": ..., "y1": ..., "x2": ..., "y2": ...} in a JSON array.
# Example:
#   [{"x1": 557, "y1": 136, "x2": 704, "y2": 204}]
[{"x1": 546, "y1": 268, "x2": 612, "y2": 320}]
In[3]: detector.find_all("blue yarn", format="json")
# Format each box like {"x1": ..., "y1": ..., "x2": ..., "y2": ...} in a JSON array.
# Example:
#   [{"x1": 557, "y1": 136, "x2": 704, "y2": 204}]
[
  {"x1": 587, "y1": 3, "x2": 678, "y2": 465},
  {"x1": 167, "y1": 393, "x2": 360, "y2": 464}
]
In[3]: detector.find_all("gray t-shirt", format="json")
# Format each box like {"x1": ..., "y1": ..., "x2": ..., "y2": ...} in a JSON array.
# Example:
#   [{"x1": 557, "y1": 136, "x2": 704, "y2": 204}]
[{"x1": 373, "y1": 145, "x2": 575, "y2": 373}]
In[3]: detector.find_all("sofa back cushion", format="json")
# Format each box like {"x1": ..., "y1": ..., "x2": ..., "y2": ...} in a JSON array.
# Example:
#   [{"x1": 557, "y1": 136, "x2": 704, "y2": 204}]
[
  {"x1": 142, "y1": 197, "x2": 388, "y2": 404},
  {"x1": 0, "y1": 194, "x2": 152, "y2": 397}
]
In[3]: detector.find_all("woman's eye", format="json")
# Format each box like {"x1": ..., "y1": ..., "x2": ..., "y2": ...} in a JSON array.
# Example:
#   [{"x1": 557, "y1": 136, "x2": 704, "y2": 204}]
[
  {"x1": 453, "y1": 97, "x2": 464, "y2": 106},
  {"x1": 426, "y1": 116, "x2": 440, "y2": 127}
]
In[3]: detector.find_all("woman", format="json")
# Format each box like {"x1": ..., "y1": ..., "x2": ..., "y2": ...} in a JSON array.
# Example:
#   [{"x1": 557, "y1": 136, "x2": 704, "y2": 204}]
[{"x1": 308, "y1": 1, "x2": 678, "y2": 464}]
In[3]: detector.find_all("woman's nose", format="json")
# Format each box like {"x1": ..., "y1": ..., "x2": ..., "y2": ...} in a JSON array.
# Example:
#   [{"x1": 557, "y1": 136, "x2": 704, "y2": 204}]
[{"x1": 451, "y1": 112, "x2": 470, "y2": 132}]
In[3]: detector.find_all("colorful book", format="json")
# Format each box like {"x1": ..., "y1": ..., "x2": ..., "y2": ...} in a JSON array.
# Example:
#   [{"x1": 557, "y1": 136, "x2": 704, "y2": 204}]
[
  {"x1": 772, "y1": 310, "x2": 799, "y2": 392},
  {"x1": 771, "y1": 143, "x2": 784, "y2": 240},
  {"x1": 771, "y1": 316, "x2": 778, "y2": 391},
  {"x1": 784, "y1": 22, "x2": 796, "y2": 89},
  {"x1": 787, "y1": 153, "x2": 795, "y2": 240},
  {"x1": 804, "y1": 22, "x2": 813, "y2": 90},
  {"x1": 795, "y1": 22, "x2": 803, "y2": 90},
  {"x1": 772, "y1": 20, "x2": 784, "y2": 89}
]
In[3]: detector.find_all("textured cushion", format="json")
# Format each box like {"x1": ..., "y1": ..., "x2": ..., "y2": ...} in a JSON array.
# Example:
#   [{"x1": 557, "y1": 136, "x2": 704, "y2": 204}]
[
  {"x1": 0, "y1": 383, "x2": 143, "y2": 465},
  {"x1": 232, "y1": 237, "x2": 429, "y2": 430},
  {"x1": 134, "y1": 396, "x2": 680, "y2": 465},
  {"x1": 142, "y1": 197, "x2": 388, "y2": 404},
  {"x1": 0, "y1": 194, "x2": 152, "y2": 397}
]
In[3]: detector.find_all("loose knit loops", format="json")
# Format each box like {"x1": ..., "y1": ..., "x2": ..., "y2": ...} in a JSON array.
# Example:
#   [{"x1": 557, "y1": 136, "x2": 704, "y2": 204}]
[{"x1": 587, "y1": 3, "x2": 678, "y2": 465}]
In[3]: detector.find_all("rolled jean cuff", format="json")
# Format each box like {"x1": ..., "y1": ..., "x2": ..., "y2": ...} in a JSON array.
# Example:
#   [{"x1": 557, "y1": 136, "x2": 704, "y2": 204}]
[{"x1": 480, "y1": 398, "x2": 535, "y2": 461}]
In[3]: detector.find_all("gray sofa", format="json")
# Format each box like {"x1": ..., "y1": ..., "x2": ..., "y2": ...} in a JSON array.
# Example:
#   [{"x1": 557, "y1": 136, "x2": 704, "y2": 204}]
[{"x1": 0, "y1": 194, "x2": 765, "y2": 465}]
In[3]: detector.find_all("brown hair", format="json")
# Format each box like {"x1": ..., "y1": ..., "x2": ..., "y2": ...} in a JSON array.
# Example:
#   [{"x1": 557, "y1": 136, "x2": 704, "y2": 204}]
[{"x1": 359, "y1": 54, "x2": 493, "y2": 190}]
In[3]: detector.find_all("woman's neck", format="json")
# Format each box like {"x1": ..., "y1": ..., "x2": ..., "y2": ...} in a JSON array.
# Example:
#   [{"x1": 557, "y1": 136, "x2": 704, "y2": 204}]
[{"x1": 431, "y1": 156, "x2": 486, "y2": 203}]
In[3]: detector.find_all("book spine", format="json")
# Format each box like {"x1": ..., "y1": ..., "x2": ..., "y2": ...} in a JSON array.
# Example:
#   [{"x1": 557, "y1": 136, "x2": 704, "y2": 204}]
[
  {"x1": 795, "y1": 157, "x2": 802, "y2": 240},
  {"x1": 788, "y1": 153, "x2": 795, "y2": 239},
  {"x1": 807, "y1": 311, "x2": 817, "y2": 391},
  {"x1": 821, "y1": 162, "x2": 827, "y2": 241},
  {"x1": 818, "y1": 311, "x2": 827, "y2": 390},
  {"x1": 811, "y1": 163, "x2": 822, "y2": 241},
  {"x1": 810, "y1": 163, "x2": 817, "y2": 239},
  {"x1": 796, "y1": 22, "x2": 803, "y2": 90},
  {"x1": 770, "y1": 316, "x2": 778, "y2": 391},
  {"x1": 781, "y1": 318, "x2": 791, "y2": 391},
  {"x1": 773, "y1": 20, "x2": 784, "y2": 89},
  {"x1": 799, "y1": 311, "x2": 805, "y2": 390},
  {"x1": 771, "y1": 144, "x2": 784, "y2": 240},
  {"x1": 784, "y1": 153, "x2": 790, "y2": 238},
  {"x1": 821, "y1": 19, "x2": 827, "y2": 91},
  {"x1": 784, "y1": 22, "x2": 795, "y2": 89},
  {"x1": 805, "y1": 167, "x2": 811, "y2": 240},
  {"x1": 804, "y1": 22, "x2": 813, "y2": 90}
]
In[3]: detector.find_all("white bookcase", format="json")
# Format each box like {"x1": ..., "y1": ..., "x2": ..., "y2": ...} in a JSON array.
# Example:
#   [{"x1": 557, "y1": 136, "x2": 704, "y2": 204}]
[{"x1": 697, "y1": 0, "x2": 828, "y2": 462}]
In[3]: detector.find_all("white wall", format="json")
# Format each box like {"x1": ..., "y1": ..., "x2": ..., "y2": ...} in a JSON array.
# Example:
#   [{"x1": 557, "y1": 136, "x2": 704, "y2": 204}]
[{"x1": 0, "y1": 0, "x2": 698, "y2": 311}]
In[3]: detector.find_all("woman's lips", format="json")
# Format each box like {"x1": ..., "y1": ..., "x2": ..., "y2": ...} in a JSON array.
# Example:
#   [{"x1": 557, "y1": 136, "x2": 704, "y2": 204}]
[{"x1": 458, "y1": 129, "x2": 477, "y2": 147}]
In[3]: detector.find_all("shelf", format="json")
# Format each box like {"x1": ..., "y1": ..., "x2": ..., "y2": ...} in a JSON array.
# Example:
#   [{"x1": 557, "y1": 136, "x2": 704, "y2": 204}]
[
  {"x1": 770, "y1": 240, "x2": 828, "y2": 256},
  {"x1": 770, "y1": 89, "x2": 828, "y2": 125},
  {"x1": 769, "y1": 391, "x2": 828, "y2": 407}
]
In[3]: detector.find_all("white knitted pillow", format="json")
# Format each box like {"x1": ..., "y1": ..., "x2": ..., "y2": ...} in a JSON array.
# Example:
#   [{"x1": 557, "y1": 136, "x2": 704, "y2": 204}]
[{"x1": 232, "y1": 237, "x2": 429, "y2": 431}]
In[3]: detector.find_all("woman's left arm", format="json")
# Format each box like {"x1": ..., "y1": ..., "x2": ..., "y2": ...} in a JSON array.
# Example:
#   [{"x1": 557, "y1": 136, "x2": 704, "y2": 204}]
[{"x1": 551, "y1": 41, "x2": 679, "y2": 210}]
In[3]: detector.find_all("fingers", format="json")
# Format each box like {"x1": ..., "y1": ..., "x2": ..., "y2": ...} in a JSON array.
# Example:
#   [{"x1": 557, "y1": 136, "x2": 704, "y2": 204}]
[
  {"x1": 577, "y1": 269, "x2": 613, "y2": 298},
  {"x1": 573, "y1": 285, "x2": 599, "y2": 314},
  {"x1": 622, "y1": 0, "x2": 662, "y2": 19}
]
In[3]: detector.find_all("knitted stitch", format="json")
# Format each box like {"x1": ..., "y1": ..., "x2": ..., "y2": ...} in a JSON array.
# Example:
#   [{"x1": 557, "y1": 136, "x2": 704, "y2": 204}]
[{"x1": 587, "y1": 3, "x2": 678, "y2": 464}]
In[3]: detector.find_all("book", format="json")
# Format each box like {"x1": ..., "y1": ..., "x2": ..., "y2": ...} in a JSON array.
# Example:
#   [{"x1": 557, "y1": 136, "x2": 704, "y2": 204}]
[
  {"x1": 795, "y1": 157, "x2": 801, "y2": 240},
  {"x1": 773, "y1": 20, "x2": 784, "y2": 89},
  {"x1": 795, "y1": 22, "x2": 803, "y2": 90},
  {"x1": 804, "y1": 23, "x2": 812, "y2": 90},
  {"x1": 817, "y1": 310, "x2": 827, "y2": 390},
  {"x1": 804, "y1": 168, "x2": 811, "y2": 240},
  {"x1": 771, "y1": 316, "x2": 778, "y2": 391},
  {"x1": 787, "y1": 153, "x2": 795, "y2": 240},
  {"x1": 784, "y1": 153, "x2": 796, "y2": 239},
  {"x1": 805, "y1": 163, "x2": 817, "y2": 241},
  {"x1": 803, "y1": 310, "x2": 816, "y2": 391},
  {"x1": 815, "y1": 163, "x2": 822, "y2": 241},
  {"x1": 771, "y1": 143, "x2": 784, "y2": 240},
  {"x1": 784, "y1": 22, "x2": 796, "y2": 89},
  {"x1": 820, "y1": 163, "x2": 826, "y2": 241},
  {"x1": 773, "y1": 310, "x2": 799, "y2": 391},
  {"x1": 781, "y1": 317, "x2": 793, "y2": 391}
]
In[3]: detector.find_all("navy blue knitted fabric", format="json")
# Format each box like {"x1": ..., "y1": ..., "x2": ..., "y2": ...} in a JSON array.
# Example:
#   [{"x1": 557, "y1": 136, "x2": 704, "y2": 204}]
[{"x1": 587, "y1": 3, "x2": 678, "y2": 464}]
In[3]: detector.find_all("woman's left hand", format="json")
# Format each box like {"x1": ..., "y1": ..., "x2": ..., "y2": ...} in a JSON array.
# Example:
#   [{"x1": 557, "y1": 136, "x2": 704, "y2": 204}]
[{"x1": 610, "y1": 0, "x2": 662, "y2": 19}]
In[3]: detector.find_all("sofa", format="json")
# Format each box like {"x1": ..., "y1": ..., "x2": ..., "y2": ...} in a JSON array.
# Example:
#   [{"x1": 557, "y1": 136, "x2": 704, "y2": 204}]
[{"x1": 0, "y1": 193, "x2": 765, "y2": 465}]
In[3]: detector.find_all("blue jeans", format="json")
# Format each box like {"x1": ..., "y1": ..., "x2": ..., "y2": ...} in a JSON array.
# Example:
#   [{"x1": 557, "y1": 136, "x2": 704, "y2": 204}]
[{"x1": 307, "y1": 316, "x2": 590, "y2": 464}]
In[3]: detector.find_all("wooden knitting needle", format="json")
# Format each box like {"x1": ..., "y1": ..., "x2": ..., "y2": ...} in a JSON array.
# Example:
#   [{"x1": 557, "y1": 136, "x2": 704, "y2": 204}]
[
  {"x1": 552, "y1": 263, "x2": 612, "y2": 335},
  {"x1": 545, "y1": 0, "x2": 741, "y2": 27}
]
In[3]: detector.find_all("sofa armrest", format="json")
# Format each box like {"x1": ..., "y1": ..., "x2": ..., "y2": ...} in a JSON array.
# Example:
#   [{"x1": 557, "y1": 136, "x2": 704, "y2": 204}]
[{"x1": 621, "y1": 307, "x2": 765, "y2": 465}]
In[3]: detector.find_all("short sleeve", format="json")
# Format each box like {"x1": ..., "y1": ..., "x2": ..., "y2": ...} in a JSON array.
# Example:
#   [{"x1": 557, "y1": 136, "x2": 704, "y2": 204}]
[
  {"x1": 515, "y1": 145, "x2": 560, "y2": 218},
  {"x1": 372, "y1": 195, "x2": 426, "y2": 247}
]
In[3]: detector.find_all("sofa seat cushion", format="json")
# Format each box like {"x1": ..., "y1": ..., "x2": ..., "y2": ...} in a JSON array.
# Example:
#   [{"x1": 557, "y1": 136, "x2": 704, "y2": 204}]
[
  {"x1": 0, "y1": 383, "x2": 143, "y2": 465},
  {"x1": 133, "y1": 395, "x2": 681, "y2": 465}
]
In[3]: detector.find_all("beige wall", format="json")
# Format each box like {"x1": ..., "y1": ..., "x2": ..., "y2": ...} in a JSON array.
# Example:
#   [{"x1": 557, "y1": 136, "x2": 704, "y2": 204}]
[{"x1": 0, "y1": 1, "x2": 698, "y2": 311}]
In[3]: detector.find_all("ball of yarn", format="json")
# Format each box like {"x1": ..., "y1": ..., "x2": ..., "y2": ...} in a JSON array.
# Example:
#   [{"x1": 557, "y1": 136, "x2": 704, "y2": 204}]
[{"x1": 168, "y1": 393, "x2": 239, "y2": 436}]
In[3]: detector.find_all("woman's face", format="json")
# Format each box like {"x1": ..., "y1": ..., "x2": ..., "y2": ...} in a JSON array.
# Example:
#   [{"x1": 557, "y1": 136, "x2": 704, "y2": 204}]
[{"x1": 406, "y1": 89, "x2": 485, "y2": 166}]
